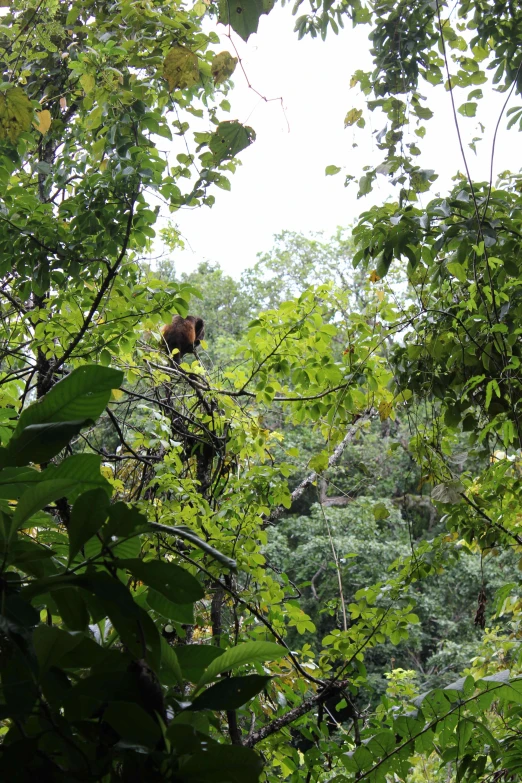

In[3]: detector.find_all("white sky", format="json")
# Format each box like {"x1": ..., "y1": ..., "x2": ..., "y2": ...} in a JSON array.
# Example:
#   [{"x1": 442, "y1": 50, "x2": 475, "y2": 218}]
[{"x1": 166, "y1": 4, "x2": 516, "y2": 278}]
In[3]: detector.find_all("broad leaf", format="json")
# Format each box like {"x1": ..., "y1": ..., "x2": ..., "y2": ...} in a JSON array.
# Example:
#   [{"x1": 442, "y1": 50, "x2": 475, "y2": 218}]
[
  {"x1": 0, "y1": 420, "x2": 93, "y2": 468},
  {"x1": 196, "y1": 641, "x2": 286, "y2": 690},
  {"x1": 175, "y1": 645, "x2": 224, "y2": 683},
  {"x1": 163, "y1": 46, "x2": 199, "y2": 91},
  {"x1": 118, "y1": 558, "x2": 204, "y2": 604},
  {"x1": 209, "y1": 122, "x2": 256, "y2": 164},
  {"x1": 68, "y1": 488, "x2": 110, "y2": 562},
  {"x1": 178, "y1": 744, "x2": 263, "y2": 782},
  {"x1": 188, "y1": 674, "x2": 271, "y2": 711},
  {"x1": 218, "y1": 0, "x2": 274, "y2": 40},
  {"x1": 14, "y1": 366, "x2": 123, "y2": 436}
]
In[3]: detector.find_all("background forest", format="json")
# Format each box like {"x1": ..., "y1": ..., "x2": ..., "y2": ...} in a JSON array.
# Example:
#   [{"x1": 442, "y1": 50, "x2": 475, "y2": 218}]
[{"x1": 1, "y1": 1, "x2": 522, "y2": 782}]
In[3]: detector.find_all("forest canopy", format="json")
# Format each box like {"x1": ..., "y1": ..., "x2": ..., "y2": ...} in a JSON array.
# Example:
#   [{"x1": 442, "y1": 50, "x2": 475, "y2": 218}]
[{"x1": 0, "y1": 0, "x2": 522, "y2": 781}]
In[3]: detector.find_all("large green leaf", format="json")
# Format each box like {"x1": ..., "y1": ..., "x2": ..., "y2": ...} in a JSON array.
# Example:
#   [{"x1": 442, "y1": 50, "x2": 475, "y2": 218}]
[
  {"x1": 118, "y1": 558, "x2": 204, "y2": 604},
  {"x1": 13, "y1": 455, "x2": 111, "y2": 530},
  {"x1": 0, "y1": 420, "x2": 92, "y2": 469},
  {"x1": 0, "y1": 467, "x2": 40, "y2": 499},
  {"x1": 218, "y1": 0, "x2": 274, "y2": 41},
  {"x1": 195, "y1": 641, "x2": 286, "y2": 690},
  {"x1": 147, "y1": 588, "x2": 194, "y2": 624},
  {"x1": 13, "y1": 366, "x2": 123, "y2": 436},
  {"x1": 52, "y1": 588, "x2": 90, "y2": 632},
  {"x1": 32, "y1": 625, "x2": 84, "y2": 673},
  {"x1": 177, "y1": 744, "x2": 263, "y2": 782},
  {"x1": 175, "y1": 645, "x2": 224, "y2": 683},
  {"x1": 188, "y1": 675, "x2": 271, "y2": 711},
  {"x1": 160, "y1": 637, "x2": 183, "y2": 686},
  {"x1": 209, "y1": 122, "x2": 256, "y2": 164},
  {"x1": 23, "y1": 571, "x2": 137, "y2": 618},
  {"x1": 103, "y1": 701, "x2": 162, "y2": 748},
  {"x1": 68, "y1": 488, "x2": 110, "y2": 562}
]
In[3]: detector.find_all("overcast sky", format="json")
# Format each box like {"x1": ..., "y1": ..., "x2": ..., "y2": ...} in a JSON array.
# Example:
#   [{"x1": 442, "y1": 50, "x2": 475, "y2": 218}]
[{"x1": 166, "y1": 4, "x2": 515, "y2": 278}]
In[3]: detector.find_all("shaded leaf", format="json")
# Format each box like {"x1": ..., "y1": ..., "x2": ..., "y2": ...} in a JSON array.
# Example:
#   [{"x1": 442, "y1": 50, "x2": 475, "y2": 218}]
[
  {"x1": 176, "y1": 645, "x2": 224, "y2": 683},
  {"x1": 1, "y1": 420, "x2": 93, "y2": 468},
  {"x1": 189, "y1": 674, "x2": 271, "y2": 711},
  {"x1": 118, "y1": 558, "x2": 204, "y2": 604},
  {"x1": 147, "y1": 588, "x2": 194, "y2": 624},
  {"x1": 178, "y1": 743, "x2": 263, "y2": 781},
  {"x1": 68, "y1": 488, "x2": 110, "y2": 562}
]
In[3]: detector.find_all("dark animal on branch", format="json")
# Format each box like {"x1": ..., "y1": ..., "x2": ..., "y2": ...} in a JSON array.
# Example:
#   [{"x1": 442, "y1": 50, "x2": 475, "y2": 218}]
[{"x1": 160, "y1": 315, "x2": 205, "y2": 363}]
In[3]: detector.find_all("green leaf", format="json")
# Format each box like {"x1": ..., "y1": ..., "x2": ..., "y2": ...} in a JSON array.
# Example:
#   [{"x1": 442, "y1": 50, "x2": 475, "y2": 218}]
[
  {"x1": 160, "y1": 638, "x2": 183, "y2": 686},
  {"x1": 458, "y1": 102, "x2": 477, "y2": 117},
  {"x1": 373, "y1": 502, "x2": 390, "y2": 521},
  {"x1": 175, "y1": 645, "x2": 224, "y2": 683},
  {"x1": 13, "y1": 455, "x2": 111, "y2": 530},
  {"x1": 103, "y1": 701, "x2": 162, "y2": 748},
  {"x1": 178, "y1": 744, "x2": 263, "y2": 782},
  {"x1": 13, "y1": 366, "x2": 123, "y2": 436},
  {"x1": 0, "y1": 420, "x2": 93, "y2": 468},
  {"x1": 14, "y1": 479, "x2": 78, "y2": 531},
  {"x1": 118, "y1": 558, "x2": 204, "y2": 604},
  {"x1": 189, "y1": 675, "x2": 271, "y2": 711},
  {"x1": 218, "y1": 0, "x2": 274, "y2": 41},
  {"x1": 195, "y1": 641, "x2": 286, "y2": 690},
  {"x1": 147, "y1": 588, "x2": 194, "y2": 624},
  {"x1": 446, "y1": 261, "x2": 467, "y2": 282},
  {"x1": 68, "y1": 488, "x2": 110, "y2": 562},
  {"x1": 33, "y1": 626, "x2": 83, "y2": 672},
  {"x1": 209, "y1": 121, "x2": 256, "y2": 164},
  {"x1": 325, "y1": 165, "x2": 341, "y2": 176},
  {"x1": 23, "y1": 571, "x2": 137, "y2": 619},
  {"x1": 0, "y1": 467, "x2": 41, "y2": 499},
  {"x1": 52, "y1": 589, "x2": 90, "y2": 632}
]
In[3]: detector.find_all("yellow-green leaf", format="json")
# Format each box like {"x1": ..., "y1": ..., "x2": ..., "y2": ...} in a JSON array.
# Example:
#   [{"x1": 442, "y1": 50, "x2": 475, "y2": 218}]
[
  {"x1": 80, "y1": 73, "x2": 95, "y2": 94},
  {"x1": 211, "y1": 51, "x2": 237, "y2": 85},
  {"x1": 0, "y1": 87, "x2": 33, "y2": 143},
  {"x1": 34, "y1": 109, "x2": 52, "y2": 135},
  {"x1": 163, "y1": 46, "x2": 199, "y2": 91},
  {"x1": 325, "y1": 165, "x2": 341, "y2": 176},
  {"x1": 344, "y1": 108, "x2": 362, "y2": 127}
]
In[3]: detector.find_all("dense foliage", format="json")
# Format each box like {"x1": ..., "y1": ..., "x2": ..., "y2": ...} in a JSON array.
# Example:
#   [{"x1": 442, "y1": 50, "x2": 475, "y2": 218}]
[{"x1": 1, "y1": 0, "x2": 522, "y2": 781}]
